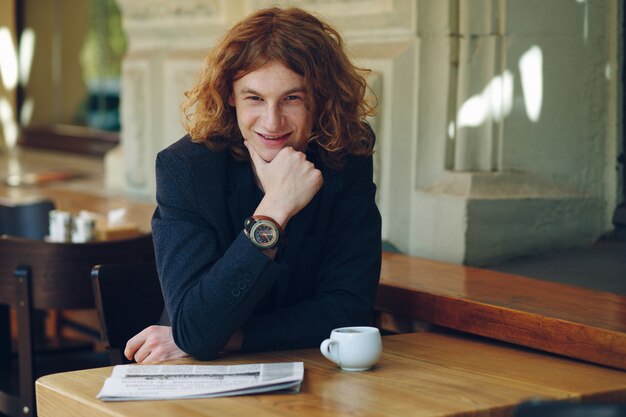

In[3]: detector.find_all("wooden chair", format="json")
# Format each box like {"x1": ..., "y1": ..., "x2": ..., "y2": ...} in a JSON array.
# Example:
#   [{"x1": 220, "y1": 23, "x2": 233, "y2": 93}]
[
  {"x1": 0, "y1": 199, "x2": 57, "y2": 363},
  {"x1": 0, "y1": 234, "x2": 155, "y2": 417},
  {"x1": 91, "y1": 262, "x2": 165, "y2": 365}
]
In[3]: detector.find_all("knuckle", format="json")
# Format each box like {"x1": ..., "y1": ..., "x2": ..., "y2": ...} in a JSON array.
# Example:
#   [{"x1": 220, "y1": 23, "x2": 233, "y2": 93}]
[{"x1": 144, "y1": 338, "x2": 159, "y2": 349}]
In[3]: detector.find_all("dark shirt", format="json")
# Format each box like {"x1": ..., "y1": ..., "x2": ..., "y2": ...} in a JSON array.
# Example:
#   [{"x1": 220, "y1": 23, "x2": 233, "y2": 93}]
[{"x1": 152, "y1": 136, "x2": 382, "y2": 360}]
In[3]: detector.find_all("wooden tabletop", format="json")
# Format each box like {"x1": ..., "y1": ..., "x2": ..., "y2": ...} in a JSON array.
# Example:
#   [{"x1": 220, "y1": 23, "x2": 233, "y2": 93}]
[
  {"x1": 0, "y1": 147, "x2": 155, "y2": 231},
  {"x1": 36, "y1": 331, "x2": 626, "y2": 417}
]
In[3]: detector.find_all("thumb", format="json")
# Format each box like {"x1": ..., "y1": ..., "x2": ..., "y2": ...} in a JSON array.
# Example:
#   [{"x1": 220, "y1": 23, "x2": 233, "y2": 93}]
[{"x1": 244, "y1": 140, "x2": 267, "y2": 167}]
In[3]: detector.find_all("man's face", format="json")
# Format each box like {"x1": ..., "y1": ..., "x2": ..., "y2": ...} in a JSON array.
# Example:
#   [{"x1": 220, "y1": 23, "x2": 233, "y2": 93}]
[{"x1": 229, "y1": 60, "x2": 314, "y2": 162}]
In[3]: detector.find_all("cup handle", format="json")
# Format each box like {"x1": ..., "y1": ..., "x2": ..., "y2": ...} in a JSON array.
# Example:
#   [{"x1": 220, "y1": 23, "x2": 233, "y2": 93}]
[{"x1": 320, "y1": 339, "x2": 340, "y2": 365}]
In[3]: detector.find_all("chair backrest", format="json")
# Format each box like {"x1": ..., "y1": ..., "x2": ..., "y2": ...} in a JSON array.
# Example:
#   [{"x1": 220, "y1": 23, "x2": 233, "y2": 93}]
[
  {"x1": 0, "y1": 234, "x2": 155, "y2": 310},
  {"x1": 0, "y1": 199, "x2": 55, "y2": 240},
  {"x1": 91, "y1": 262, "x2": 165, "y2": 364},
  {"x1": 0, "y1": 233, "x2": 155, "y2": 417}
]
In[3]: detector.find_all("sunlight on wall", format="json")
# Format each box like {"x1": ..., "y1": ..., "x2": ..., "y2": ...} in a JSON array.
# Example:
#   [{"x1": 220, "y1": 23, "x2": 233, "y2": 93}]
[
  {"x1": 19, "y1": 28, "x2": 35, "y2": 86},
  {"x1": 0, "y1": 98, "x2": 18, "y2": 147},
  {"x1": 0, "y1": 27, "x2": 18, "y2": 90},
  {"x1": 0, "y1": 25, "x2": 36, "y2": 148},
  {"x1": 20, "y1": 96, "x2": 34, "y2": 125},
  {"x1": 456, "y1": 70, "x2": 514, "y2": 129},
  {"x1": 605, "y1": 62, "x2": 612, "y2": 81},
  {"x1": 575, "y1": 0, "x2": 589, "y2": 41},
  {"x1": 518, "y1": 45, "x2": 543, "y2": 123},
  {"x1": 449, "y1": 43, "x2": 544, "y2": 138}
]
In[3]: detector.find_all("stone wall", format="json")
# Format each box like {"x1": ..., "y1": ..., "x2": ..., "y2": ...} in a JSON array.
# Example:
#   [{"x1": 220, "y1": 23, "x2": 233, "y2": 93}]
[{"x1": 110, "y1": 0, "x2": 623, "y2": 265}]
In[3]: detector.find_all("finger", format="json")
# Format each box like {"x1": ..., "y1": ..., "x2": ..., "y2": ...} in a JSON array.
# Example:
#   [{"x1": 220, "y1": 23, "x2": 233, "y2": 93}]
[
  {"x1": 124, "y1": 328, "x2": 148, "y2": 360},
  {"x1": 312, "y1": 168, "x2": 324, "y2": 189},
  {"x1": 139, "y1": 351, "x2": 159, "y2": 364},
  {"x1": 133, "y1": 344, "x2": 152, "y2": 363}
]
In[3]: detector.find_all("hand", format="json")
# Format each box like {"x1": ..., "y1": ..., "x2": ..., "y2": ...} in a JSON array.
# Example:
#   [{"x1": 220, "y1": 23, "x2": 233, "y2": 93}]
[
  {"x1": 245, "y1": 141, "x2": 323, "y2": 226},
  {"x1": 124, "y1": 325, "x2": 189, "y2": 363}
]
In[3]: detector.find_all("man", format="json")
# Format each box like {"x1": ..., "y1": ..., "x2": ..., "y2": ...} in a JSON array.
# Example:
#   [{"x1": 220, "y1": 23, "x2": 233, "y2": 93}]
[{"x1": 126, "y1": 6, "x2": 382, "y2": 363}]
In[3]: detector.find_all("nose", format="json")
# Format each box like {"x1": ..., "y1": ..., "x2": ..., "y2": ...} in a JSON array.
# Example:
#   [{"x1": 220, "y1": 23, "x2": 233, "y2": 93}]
[{"x1": 260, "y1": 103, "x2": 283, "y2": 132}]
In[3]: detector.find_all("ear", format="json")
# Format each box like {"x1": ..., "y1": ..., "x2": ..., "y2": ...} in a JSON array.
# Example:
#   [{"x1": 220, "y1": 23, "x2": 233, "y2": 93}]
[{"x1": 228, "y1": 93, "x2": 235, "y2": 107}]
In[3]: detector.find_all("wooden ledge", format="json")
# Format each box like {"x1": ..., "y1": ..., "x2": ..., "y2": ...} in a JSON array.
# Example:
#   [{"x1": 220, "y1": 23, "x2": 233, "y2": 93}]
[
  {"x1": 19, "y1": 124, "x2": 119, "y2": 157},
  {"x1": 376, "y1": 251, "x2": 626, "y2": 371}
]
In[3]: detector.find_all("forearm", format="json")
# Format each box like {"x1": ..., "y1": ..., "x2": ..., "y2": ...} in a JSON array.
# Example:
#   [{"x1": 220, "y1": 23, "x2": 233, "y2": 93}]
[{"x1": 157, "y1": 231, "x2": 287, "y2": 359}]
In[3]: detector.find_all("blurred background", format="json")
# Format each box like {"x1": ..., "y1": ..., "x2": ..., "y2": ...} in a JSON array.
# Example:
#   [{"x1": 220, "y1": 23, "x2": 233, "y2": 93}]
[
  {"x1": 0, "y1": 0, "x2": 123, "y2": 152},
  {"x1": 0, "y1": 0, "x2": 624, "y2": 271}
]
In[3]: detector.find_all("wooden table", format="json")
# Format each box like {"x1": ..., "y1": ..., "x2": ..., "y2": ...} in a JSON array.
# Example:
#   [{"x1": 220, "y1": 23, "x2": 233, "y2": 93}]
[
  {"x1": 0, "y1": 147, "x2": 156, "y2": 232},
  {"x1": 377, "y1": 252, "x2": 626, "y2": 371},
  {"x1": 36, "y1": 331, "x2": 626, "y2": 417}
]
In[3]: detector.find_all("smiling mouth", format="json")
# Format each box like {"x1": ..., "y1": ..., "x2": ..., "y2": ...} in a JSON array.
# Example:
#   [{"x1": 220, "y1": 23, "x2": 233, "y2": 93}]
[{"x1": 257, "y1": 132, "x2": 291, "y2": 141}]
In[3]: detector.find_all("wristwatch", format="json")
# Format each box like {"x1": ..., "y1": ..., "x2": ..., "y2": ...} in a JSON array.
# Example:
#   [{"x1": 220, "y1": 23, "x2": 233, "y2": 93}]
[{"x1": 244, "y1": 215, "x2": 285, "y2": 250}]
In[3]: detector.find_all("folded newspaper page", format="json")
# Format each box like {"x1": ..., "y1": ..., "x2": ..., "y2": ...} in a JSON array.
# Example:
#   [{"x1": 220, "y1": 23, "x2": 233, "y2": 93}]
[{"x1": 97, "y1": 362, "x2": 304, "y2": 401}]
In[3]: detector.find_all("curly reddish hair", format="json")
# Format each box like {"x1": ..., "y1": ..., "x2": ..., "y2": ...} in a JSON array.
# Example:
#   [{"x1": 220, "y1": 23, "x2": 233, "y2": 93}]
[{"x1": 181, "y1": 7, "x2": 376, "y2": 168}]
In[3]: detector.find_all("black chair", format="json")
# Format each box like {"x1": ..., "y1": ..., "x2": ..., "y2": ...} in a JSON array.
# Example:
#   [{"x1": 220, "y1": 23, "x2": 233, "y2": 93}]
[
  {"x1": 91, "y1": 262, "x2": 165, "y2": 365},
  {"x1": 0, "y1": 234, "x2": 155, "y2": 417},
  {"x1": 0, "y1": 199, "x2": 55, "y2": 240},
  {"x1": 514, "y1": 400, "x2": 626, "y2": 417}
]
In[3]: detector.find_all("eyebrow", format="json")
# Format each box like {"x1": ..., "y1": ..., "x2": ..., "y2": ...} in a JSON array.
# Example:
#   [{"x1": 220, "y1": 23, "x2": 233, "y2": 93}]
[{"x1": 239, "y1": 87, "x2": 307, "y2": 96}]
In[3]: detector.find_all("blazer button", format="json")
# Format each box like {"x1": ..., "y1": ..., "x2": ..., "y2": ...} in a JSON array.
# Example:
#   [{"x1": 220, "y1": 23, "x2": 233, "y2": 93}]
[
  {"x1": 238, "y1": 281, "x2": 246, "y2": 290},
  {"x1": 244, "y1": 273, "x2": 253, "y2": 283},
  {"x1": 231, "y1": 289, "x2": 241, "y2": 297}
]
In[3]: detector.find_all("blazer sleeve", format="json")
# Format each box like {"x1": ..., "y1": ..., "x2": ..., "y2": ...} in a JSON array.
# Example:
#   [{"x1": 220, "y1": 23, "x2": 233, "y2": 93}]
[
  {"x1": 240, "y1": 153, "x2": 382, "y2": 352},
  {"x1": 152, "y1": 148, "x2": 287, "y2": 360}
]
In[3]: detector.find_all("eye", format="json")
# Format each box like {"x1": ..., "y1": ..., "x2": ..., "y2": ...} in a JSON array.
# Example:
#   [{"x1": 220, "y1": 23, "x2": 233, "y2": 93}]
[
  {"x1": 245, "y1": 95, "x2": 263, "y2": 101},
  {"x1": 285, "y1": 95, "x2": 301, "y2": 101}
]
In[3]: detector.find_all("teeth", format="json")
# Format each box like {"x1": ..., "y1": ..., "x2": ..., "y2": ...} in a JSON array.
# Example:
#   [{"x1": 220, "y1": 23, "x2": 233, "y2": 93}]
[{"x1": 261, "y1": 134, "x2": 286, "y2": 140}]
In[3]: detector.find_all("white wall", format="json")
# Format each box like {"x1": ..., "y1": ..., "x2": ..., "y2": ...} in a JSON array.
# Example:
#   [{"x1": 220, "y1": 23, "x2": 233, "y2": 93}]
[{"x1": 110, "y1": 0, "x2": 623, "y2": 265}]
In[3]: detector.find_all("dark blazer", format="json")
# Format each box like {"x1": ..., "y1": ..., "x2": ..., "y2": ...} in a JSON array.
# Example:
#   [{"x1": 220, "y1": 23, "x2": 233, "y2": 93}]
[{"x1": 152, "y1": 136, "x2": 382, "y2": 360}]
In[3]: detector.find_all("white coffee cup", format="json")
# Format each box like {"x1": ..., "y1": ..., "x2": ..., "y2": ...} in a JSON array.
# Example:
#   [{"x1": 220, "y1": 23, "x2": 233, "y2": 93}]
[{"x1": 320, "y1": 326, "x2": 382, "y2": 371}]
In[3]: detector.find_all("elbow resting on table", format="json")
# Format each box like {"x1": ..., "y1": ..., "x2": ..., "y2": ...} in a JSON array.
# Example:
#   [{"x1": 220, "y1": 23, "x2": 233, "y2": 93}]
[{"x1": 172, "y1": 321, "x2": 229, "y2": 361}]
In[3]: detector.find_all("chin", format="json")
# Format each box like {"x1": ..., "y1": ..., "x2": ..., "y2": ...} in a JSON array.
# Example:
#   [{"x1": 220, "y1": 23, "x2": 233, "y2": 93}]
[{"x1": 258, "y1": 150, "x2": 280, "y2": 163}]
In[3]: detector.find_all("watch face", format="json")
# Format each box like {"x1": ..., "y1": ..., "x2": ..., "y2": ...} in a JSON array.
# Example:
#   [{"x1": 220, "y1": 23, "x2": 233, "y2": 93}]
[{"x1": 250, "y1": 221, "x2": 278, "y2": 248}]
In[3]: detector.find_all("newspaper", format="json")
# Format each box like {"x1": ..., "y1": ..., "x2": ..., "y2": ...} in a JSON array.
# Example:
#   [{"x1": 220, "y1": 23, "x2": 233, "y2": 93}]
[{"x1": 97, "y1": 362, "x2": 304, "y2": 401}]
